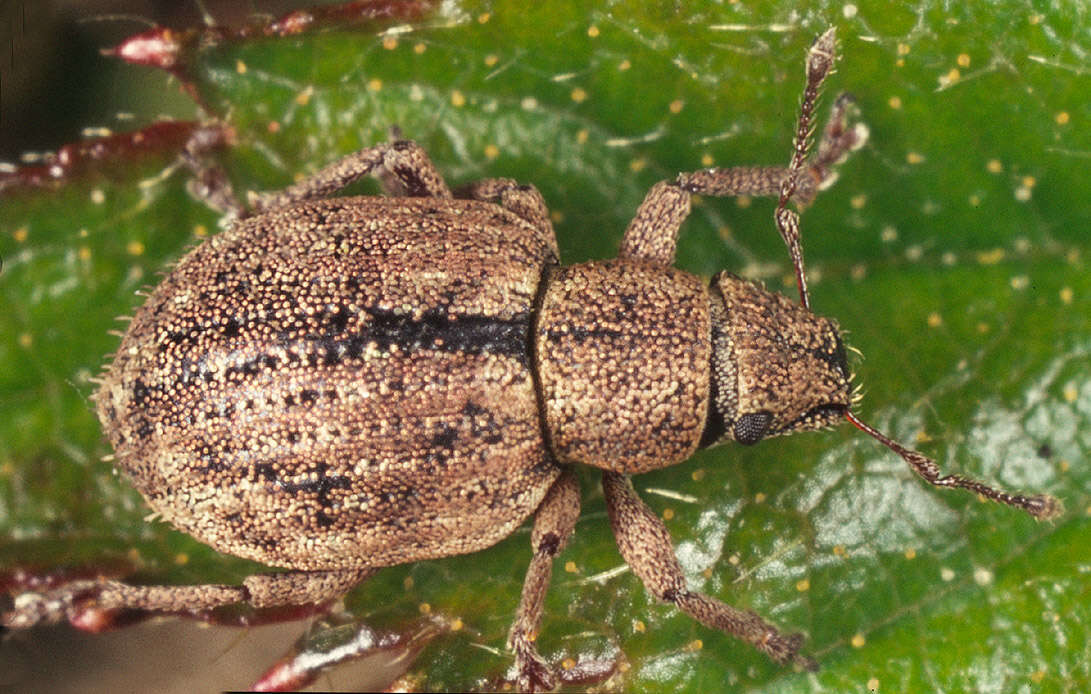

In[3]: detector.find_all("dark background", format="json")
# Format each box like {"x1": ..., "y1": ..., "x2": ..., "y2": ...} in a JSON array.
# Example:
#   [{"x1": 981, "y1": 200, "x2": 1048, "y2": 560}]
[{"x1": 0, "y1": 0, "x2": 328, "y2": 161}]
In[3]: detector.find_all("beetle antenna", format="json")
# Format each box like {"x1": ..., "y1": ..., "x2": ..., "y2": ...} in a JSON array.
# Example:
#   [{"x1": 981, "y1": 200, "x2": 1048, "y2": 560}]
[
  {"x1": 776, "y1": 27, "x2": 838, "y2": 310},
  {"x1": 845, "y1": 411, "x2": 1062, "y2": 519}
]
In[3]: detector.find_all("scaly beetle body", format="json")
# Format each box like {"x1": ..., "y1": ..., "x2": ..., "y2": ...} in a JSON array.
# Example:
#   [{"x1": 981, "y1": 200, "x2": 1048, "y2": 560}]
[
  {"x1": 98, "y1": 195, "x2": 564, "y2": 572},
  {"x1": 95, "y1": 191, "x2": 849, "y2": 571},
  {"x1": 4, "y1": 29, "x2": 1058, "y2": 690}
]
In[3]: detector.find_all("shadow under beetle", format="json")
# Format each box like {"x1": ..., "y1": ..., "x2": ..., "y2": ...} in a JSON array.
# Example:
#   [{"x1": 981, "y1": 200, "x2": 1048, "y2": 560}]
[{"x1": 3, "y1": 27, "x2": 1060, "y2": 690}]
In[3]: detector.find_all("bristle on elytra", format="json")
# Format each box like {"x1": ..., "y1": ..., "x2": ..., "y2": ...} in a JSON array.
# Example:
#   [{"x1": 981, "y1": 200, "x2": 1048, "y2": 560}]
[{"x1": 845, "y1": 411, "x2": 1062, "y2": 520}]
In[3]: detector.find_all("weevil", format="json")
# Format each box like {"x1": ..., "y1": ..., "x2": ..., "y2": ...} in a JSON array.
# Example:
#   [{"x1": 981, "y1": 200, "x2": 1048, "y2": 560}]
[{"x1": 3, "y1": 28, "x2": 1060, "y2": 689}]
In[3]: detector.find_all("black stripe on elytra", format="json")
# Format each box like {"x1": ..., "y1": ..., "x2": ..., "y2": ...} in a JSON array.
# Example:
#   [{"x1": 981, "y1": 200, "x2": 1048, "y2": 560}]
[
  {"x1": 253, "y1": 461, "x2": 351, "y2": 528},
  {"x1": 347, "y1": 307, "x2": 529, "y2": 362},
  {"x1": 203, "y1": 308, "x2": 530, "y2": 385}
]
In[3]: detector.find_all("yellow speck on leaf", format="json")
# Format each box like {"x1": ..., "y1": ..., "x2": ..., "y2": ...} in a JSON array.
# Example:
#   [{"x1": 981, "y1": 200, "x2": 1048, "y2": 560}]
[{"x1": 1063, "y1": 384, "x2": 1078, "y2": 403}]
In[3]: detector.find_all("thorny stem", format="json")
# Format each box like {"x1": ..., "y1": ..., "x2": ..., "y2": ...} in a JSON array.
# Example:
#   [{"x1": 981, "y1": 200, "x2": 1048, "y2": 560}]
[{"x1": 845, "y1": 411, "x2": 1062, "y2": 519}]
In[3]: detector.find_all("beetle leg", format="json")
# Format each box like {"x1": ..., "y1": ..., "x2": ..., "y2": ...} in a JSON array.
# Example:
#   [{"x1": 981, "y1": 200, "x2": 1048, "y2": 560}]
[
  {"x1": 458, "y1": 178, "x2": 560, "y2": 260},
  {"x1": 249, "y1": 140, "x2": 453, "y2": 213},
  {"x1": 180, "y1": 123, "x2": 246, "y2": 218},
  {"x1": 242, "y1": 568, "x2": 375, "y2": 607},
  {"x1": 602, "y1": 471, "x2": 817, "y2": 671},
  {"x1": 622, "y1": 29, "x2": 866, "y2": 287},
  {"x1": 508, "y1": 468, "x2": 581, "y2": 691},
  {"x1": 2, "y1": 569, "x2": 373, "y2": 628},
  {"x1": 619, "y1": 181, "x2": 693, "y2": 266},
  {"x1": 622, "y1": 116, "x2": 864, "y2": 268}
]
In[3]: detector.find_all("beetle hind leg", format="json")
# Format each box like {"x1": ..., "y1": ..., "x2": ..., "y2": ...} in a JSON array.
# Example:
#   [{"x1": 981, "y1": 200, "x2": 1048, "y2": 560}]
[
  {"x1": 602, "y1": 471, "x2": 817, "y2": 671},
  {"x1": 508, "y1": 469, "x2": 581, "y2": 690},
  {"x1": 2, "y1": 568, "x2": 373, "y2": 629}
]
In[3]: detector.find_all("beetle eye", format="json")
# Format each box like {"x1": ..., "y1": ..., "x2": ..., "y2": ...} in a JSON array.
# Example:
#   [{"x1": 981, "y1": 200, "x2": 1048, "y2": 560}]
[{"x1": 734, "y1": 411, "x2": 772, "y2": 445}]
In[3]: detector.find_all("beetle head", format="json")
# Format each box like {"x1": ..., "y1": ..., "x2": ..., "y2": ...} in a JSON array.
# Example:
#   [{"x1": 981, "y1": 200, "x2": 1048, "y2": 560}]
[{"x1": 700, "y1": 272, "x2": 851, "y2": 448}]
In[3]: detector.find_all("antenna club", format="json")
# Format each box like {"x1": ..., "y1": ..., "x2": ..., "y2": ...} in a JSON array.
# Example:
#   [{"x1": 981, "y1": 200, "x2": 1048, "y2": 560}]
[{"x1": 1026, "y1": 494, "x2": 1064, "y2": 520}]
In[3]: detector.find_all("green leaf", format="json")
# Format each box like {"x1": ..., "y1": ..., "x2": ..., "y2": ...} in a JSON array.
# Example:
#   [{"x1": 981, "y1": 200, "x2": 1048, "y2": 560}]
[{"x1": 2, "y1": 1, "x2": 1089, "y2": 692}]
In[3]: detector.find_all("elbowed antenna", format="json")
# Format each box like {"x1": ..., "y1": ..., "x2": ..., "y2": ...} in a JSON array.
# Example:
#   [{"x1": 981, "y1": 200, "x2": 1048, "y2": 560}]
[
  {"x1": 775, "y1": 27, "x2": 868, "y2": 311},
  {"x1": 775, "y1": 27, "x2": 838, "y2": 311},
  {"x1": 845, "y1": 411, "x2": 1062, "y2": 520}
]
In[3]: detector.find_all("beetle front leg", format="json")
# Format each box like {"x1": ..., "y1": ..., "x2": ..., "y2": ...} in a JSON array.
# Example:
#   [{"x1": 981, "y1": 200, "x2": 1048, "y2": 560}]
[
  {"x1": 622, "y1": 29, "x2": 866, "y2": 280},
  {"x1": 508, "y1": 468, "x2": 581, "y2": 691},
  {"x1": 602, "y1": 471, "x2": 817, "y2": 671},
  {"x1": 3, "y1": 568, "x2": 373, "y2": 628},
  {"x1": 622, "y1": 97, "x2": 865, "y2": 268}
]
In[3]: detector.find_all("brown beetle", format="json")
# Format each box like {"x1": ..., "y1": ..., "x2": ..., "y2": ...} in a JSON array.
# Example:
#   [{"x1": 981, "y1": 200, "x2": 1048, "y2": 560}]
[{"x1": 3, "y1": 27, "x2": 1058, "y2": 689}]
